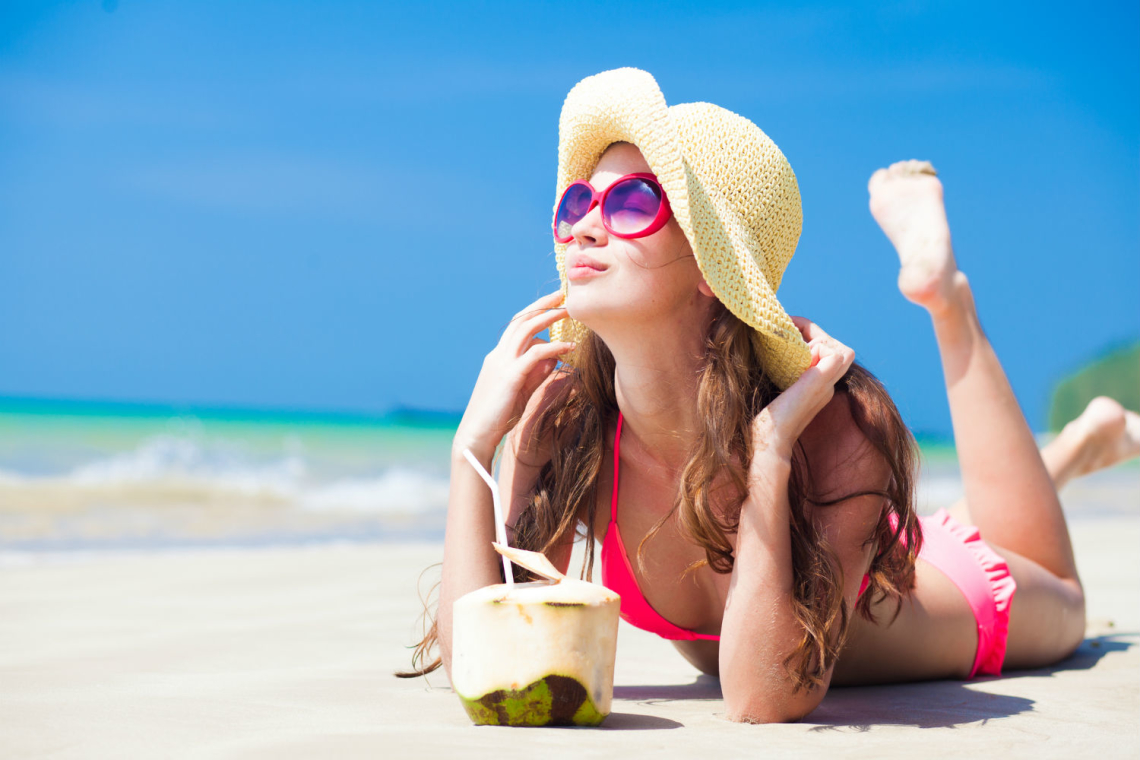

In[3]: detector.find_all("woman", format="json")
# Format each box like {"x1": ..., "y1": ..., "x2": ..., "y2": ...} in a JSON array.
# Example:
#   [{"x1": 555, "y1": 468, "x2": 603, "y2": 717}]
[{"x1": 396, "y1": 68, "x2": 1139, "y2": 723}]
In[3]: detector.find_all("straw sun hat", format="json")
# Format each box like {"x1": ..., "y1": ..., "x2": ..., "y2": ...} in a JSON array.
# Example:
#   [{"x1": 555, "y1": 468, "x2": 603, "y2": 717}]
[{"x1": 549, "y1": 67, "x2": 811, "y2": 391}]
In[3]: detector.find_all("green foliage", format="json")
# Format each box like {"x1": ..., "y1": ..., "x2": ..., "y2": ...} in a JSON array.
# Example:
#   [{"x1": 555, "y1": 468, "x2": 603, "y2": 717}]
[{"x1": 1049, "y1": 342, "x2": 1140, "y2": 432}]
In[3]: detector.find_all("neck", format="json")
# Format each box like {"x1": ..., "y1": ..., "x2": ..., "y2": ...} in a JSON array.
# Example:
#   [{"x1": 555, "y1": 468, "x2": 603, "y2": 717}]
[{"x1": 599, "y1": 308, "x2": 713, "y2": 472}]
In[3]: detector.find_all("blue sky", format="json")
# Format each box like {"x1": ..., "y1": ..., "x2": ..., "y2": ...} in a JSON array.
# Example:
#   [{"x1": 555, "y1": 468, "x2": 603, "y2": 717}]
[{"x1": 1, "y1": 0, "x2": 1136, "y2": 436}]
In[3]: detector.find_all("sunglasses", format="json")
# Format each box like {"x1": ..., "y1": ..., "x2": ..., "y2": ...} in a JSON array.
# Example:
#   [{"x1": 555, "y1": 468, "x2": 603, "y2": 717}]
[{"x1": 552, "y1": 172, "x2": 673, "y2": 244}]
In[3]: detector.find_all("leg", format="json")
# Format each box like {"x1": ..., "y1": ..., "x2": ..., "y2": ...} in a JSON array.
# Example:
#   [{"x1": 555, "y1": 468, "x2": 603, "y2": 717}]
[
  {"x1": 992, "y1": 545, "x2": 1088, "y2": 670},
  {"x1": 868, "y1": 160, "x2": 1082, "y2": 583},
  {"x1": 869, "y1": 159, "x2": 1089, "y2": 666},
  {"x1": 948, "y1": 395, "x2": 1140, "y2": 525}
]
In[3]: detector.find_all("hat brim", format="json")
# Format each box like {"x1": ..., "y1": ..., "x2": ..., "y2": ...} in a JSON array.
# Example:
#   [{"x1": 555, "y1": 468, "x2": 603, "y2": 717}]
[{"x1": 550, "y1": 68, "x2": 810, "y2": 391}]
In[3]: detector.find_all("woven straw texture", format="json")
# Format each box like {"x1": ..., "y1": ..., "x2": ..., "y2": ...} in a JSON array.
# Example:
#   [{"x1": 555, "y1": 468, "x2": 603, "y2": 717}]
[{"x1": 550, "y1": 67, "x2": 811, "y2": 391}]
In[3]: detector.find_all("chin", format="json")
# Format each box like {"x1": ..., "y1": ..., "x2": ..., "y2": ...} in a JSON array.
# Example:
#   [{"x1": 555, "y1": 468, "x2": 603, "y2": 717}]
[{"x1": 564, "y1": 285, "x2": 618, "y2": 333}]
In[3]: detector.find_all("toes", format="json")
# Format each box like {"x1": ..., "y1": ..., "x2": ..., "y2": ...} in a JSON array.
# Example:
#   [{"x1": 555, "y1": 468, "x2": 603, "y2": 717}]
[
  {"x1": 1071, "y1": 397, "x2": 1129, "y2": 454},
  {"x1": 1083, "y1": 396, "x2": 1126, "y2": 428},
  {"x1": 870, "y1": 160, "x2": 940, "y2": 189},
  {"x1": 888, "y1": 159, "x2": 938, "y2": 175},
  {"x1": 912, "y1": 159, "x2": 939, "y2": 176},
  {"x1": 1087, "y1": 395, "x2": 1124, "y2": 414}
]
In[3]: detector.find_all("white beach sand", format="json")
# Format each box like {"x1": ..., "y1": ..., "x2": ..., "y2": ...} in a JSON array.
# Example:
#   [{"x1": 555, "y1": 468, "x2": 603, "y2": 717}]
[{"x1": 2, "y1": 490, "x2": 1138, "y2": 758}]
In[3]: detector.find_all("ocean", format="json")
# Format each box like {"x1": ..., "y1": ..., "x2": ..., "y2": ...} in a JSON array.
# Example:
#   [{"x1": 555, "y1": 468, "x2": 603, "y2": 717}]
[
  {"x1": 0, "y1": 398, "x2": 457, "y2": 551},
  {"x1": 2, "y1": 397, "x2": 1132, "y2": 555}
]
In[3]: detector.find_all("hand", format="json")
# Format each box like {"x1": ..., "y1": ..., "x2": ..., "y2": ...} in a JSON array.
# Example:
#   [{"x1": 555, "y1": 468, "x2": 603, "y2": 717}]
[
  {"x1": 453, "y1": 289, "x2": 575, "y2": 464},
  {"x1": 751, "y1": 316, "x2": 855, "y2": 464}
]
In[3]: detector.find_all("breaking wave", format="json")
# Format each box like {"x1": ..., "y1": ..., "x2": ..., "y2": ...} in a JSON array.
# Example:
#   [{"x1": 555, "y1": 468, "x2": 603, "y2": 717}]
[{"x1": 0, "y1": 432, "x2": 450, "y2": 514}]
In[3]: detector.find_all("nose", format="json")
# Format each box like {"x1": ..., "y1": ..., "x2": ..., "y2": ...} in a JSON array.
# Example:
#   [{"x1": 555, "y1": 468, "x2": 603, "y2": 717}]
[{"x1": 570, "y1": 198, "x2": 607, "y2": 247}]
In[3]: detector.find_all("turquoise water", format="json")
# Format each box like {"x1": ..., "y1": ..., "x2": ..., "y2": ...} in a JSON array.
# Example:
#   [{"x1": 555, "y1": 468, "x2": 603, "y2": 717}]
[
  {"x1": 0, "y1": 397, "x2": 459, "y2": 550},
  {"x1": 0, "y1": 397, "x2": 458, "y2": 475}
]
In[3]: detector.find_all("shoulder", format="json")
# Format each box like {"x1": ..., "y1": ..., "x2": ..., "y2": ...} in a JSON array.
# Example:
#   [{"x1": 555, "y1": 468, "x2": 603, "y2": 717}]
[
  {"x1": 797, "y1": 390, "x2": 891, "y2": 542},
  {"x1": 800, "y1": 390, "x2": 891, "y2": 495}
]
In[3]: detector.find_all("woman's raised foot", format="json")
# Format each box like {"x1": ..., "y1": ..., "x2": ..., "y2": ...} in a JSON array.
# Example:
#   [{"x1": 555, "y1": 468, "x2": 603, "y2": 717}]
[
  {"x1": 868, "y1": 159, "x2": 960, "y2": 315},
  {"x1": 1060, "y1": 396, "x2": 1140, "y2": 479}
]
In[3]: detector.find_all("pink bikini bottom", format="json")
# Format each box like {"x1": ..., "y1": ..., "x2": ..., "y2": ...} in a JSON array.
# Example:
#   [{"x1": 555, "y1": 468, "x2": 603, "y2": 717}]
[{"x1": 904, "y1": 508, "x2": 1019, "y2": 679}]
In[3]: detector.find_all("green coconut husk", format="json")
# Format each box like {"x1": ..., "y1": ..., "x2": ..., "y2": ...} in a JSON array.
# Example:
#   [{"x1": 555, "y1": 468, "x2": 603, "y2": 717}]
[{"x1": 457, "y1": 673, "x2": 606, "y2": 727}]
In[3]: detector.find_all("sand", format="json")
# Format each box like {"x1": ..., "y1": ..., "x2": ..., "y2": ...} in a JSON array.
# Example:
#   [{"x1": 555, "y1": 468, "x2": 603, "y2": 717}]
[{"x1": 1, "y1": 512, "x2": 1138, "y2": 758}]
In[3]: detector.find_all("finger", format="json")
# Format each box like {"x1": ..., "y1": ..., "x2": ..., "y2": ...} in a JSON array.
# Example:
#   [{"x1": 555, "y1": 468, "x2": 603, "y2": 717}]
[
  {"x1": 816, "y1": 346, "x2": 855, "y2": 381},
  {"x1": 501, "y1": 299, "x2": 567, "y2": 348},
  {"x1": 809, "y1": 335, "x2": 843, "y2": 352},
  {"x1": 797, "y1": 323, "x2": 852, "y2": 360},
  {"x1": 519, "y1": 358, "x2": 561, "y2": 399},
  {"x1": 790, "y1": 315, "x2": 813, "y2": 342},
  {"x1": 816, "y1": 337, "x2": 854, "y2": 358},
  {"x1": 761, "y1": 366, "x2": 834, "y2": 444},
  {"x1": 793, "y1": 341, "x2": 853, "y2": 389},
  {"x1": 518, "y1": 340, "x2": 576, "y2": 372},
  {"x1": 520, "y1": 336, "x2": 547, "y2": 356},
  {"x1": 512, "y1": 289, "x2": 566, "y2": 321},
  {"x1": 509, "y1": 306, "x2": 570, "y2": 355},
  {"x1": 790, "y1": 315, "x2": 833, "y2": 344}
]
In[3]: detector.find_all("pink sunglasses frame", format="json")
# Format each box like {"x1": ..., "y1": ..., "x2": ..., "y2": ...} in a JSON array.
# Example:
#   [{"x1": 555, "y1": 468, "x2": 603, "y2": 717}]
[{"x1": 552, "y1": 172, "x2": 673, "y2": 244}]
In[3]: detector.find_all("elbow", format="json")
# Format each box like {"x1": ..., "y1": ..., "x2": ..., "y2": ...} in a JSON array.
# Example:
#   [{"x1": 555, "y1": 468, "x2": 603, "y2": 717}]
[
  {"x1": 723, "y1": 700, "x2": 805, "y2": 725},
  {"x1": 722, "y1": 687, "x2": 824, "y2": 724}
]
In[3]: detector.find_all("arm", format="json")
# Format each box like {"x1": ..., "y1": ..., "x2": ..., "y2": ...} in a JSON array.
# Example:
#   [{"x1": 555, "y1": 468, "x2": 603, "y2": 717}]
[
  {"x1": 720, "y1": 408, "x2": 886, "y2": 723},
  {"x1": 718, "y1": 449, "x2": 798, "y2": 722},
  {"x1": 435, "y1": 291, "x2": 574, "y2": 680},
  {"x1": 719, "y1": 316, "x2": 872, "y2": 723},
  {"x1": 496, "y1": 376, "x2": 576, "y2": 577},
  {"x1": 437, "y1": 372, "x2": 574, "y2": 677},
  {"x1": 437, "y1": 441, "x2": 507, "y2": 679}
]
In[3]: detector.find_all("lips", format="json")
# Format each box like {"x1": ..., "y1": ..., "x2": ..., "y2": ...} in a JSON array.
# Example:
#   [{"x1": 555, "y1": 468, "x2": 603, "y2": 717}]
[{"x1": 566, "y1": 252, "x2": 607, "y2": 272}]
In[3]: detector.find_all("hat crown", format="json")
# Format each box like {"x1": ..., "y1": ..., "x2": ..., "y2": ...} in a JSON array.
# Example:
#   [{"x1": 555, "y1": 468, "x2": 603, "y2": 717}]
[{"x1": 667, "y1": 101, "x2": 802, "y2": 292}]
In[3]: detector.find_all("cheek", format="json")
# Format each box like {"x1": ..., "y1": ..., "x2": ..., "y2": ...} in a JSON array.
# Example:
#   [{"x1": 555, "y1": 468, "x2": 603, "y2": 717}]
[
  {"x1": 625, "y1": 231, "x2": 686, "y2": 271},
  {"x1": 612, "y1": 262, "x2": 695, "y2": 311}
]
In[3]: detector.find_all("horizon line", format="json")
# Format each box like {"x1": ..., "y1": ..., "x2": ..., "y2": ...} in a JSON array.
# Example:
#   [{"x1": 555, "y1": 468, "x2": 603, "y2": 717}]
[{"x1": 0, "y1": 392, "x2": 970, "y2": 445}]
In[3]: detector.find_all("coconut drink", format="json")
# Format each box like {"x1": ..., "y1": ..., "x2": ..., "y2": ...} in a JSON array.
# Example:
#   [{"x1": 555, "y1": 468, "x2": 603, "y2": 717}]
[{"x1": 451, "y1": 543, "x2": 621, "y2": 727}]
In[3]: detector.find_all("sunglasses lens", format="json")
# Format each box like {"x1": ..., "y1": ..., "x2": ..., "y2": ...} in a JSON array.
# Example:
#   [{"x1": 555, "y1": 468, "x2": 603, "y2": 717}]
[
  {"x1": 603, "y1": 178, "x2": 662, "y2": 236},
  {"x1": 554, "y1": 183, "x2": 593, "y2": 239}
]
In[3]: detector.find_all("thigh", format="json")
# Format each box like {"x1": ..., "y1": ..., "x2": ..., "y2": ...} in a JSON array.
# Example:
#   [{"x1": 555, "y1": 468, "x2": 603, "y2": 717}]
[
  {"x1": 985, "y1": 542, "x2": 1086, "y2": 671},
  {"x1": 833, "y1": 558, "x2": 979, "y2": 685}
]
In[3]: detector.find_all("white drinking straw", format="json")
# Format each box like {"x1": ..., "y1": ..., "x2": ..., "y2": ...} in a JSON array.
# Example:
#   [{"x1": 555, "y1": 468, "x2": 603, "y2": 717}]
[{"x1": 462, "y1": 448, "x2": 514, "y2": 589}]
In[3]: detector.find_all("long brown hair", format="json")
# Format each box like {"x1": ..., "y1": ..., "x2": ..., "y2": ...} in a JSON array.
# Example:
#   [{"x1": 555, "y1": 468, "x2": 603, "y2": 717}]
[{"x1": 395, "y1": 300, "x2": 922, "y2": 693}]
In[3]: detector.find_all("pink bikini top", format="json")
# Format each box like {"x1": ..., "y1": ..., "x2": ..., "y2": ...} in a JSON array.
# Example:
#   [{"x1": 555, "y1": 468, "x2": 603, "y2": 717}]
[{"x1": 600, "y1": 411, "x2": 871, "y2": 641}]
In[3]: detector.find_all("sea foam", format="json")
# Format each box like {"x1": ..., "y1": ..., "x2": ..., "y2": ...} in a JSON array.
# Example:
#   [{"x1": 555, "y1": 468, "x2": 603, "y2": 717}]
[{"x1": 0, "y1": 431, "x2": 450, "y2": 515}]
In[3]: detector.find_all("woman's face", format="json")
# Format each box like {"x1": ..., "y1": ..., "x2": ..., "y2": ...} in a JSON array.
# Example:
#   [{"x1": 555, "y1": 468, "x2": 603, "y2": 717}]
[{"x1": 561, "y1": 142, "x2": 714, "y2": 338}]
